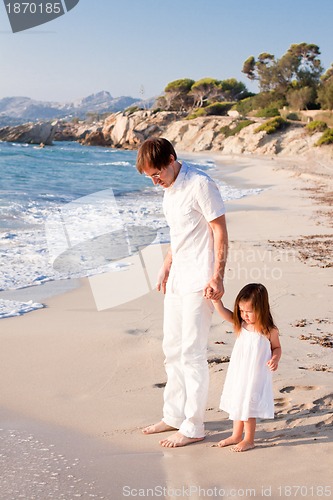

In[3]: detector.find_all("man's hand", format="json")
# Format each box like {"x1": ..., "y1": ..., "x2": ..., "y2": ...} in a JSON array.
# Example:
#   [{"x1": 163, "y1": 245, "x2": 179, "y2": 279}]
[
  {"x1": 156, "y1": 248, "x2": 172, "y2": 294},
  {"x1": 207, "y1": 214, "x2": 228, "y2": 301},
  {"x1": 203, "y1": 277, "x2": 224, "y2": 300},
  {"x1": 156, "y1": 265, "x2": 170, "y2": 294}
]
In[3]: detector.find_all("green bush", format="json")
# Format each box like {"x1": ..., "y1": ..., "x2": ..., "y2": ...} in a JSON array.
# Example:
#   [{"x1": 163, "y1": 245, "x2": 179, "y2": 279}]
[
  {"x1": 233, "y1": 93, "x2": 286, "y2": 117},
  {"x1": 315, "y1": 128, "x2": 333, "y2": 146},
  {"x1": 286, "y1": 113, "x2": 300, "y2": 121},
  {"x1": 186, "y1": 102, "x2": 234, "y2": 119},
  {"x1": 232, "y1": 96, "x2": 256, "y2": 115},
  {"x1": 220, "y1": 120, "x2": 254, "y2": 137},
  {"x1": 205, "y1": 102, "x2": 234, "y2": 116},
  {"x1": 305, "y1": 120, "x2": 328, "y2": 134},
  {"x1": 186, "y1": 108, "x2": 206, "y2": 120},
  {"x1": 256, "y1": 107, "x2": 280, "y2": 118},
  {"x1": 253, "y1": 94, "x2": 286, "y2": 110},
  {"x1": 254, "y1": 117, "x2": 289, "y2": 134}
]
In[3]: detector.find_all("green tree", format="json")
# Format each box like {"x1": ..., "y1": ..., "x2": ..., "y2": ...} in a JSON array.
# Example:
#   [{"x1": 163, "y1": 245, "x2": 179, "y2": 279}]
[
  {"x1": 163, "y1": 78, "x2": 195, "y2": 111},
  {"x1": 242, "y1": 56, "x2": 256, "y2": 80},
  {"x1": 190, "y1": 78, "x2": 221, "y2": 108},
  {"x1": 286, "y1": 86, "x2": 314, "y2": 110},
  {"x1": 242, "y1": 43, "x2": 323, "y2": 95},
  {"x1": 317, "y1": 64, "x2": 333, "y2": 110},
  {"x1": 321, "y1": 63, "x2": 333, "y2": 82},
  {"x1": 242, "y1": 53, "x2": 276, "y2": 91},
  {"x1": 279, "y1": 43, "x2": 323, "y2": 89},
  {"x1": 219, "y1": 78, "x2": 249, "y2": 101},
  {"x1": 157, "y1": 77, "x2": 250, "y2": 113}
]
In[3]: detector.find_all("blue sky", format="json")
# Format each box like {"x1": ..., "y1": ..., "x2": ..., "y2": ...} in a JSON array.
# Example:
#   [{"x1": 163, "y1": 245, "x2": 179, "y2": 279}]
[{"x1": 0, "y1": 0, "x2": 332, "y2": 102}]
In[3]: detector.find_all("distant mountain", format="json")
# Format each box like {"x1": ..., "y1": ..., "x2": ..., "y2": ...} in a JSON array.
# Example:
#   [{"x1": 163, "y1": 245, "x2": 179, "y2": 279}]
[{"x1": 0, "y1": 91, "x2": 154, "y2": 126}]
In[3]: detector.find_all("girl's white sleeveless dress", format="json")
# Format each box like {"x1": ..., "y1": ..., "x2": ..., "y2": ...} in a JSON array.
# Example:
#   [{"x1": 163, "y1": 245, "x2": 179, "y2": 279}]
[{"x1": 220, "y1": 326, "x2": 274, "y2": 421}]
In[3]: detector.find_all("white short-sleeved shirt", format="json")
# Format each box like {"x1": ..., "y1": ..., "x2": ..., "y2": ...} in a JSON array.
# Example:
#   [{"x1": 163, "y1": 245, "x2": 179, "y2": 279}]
[{"x1": 163, "y1": 161, "x2": 225, "y2": 295}]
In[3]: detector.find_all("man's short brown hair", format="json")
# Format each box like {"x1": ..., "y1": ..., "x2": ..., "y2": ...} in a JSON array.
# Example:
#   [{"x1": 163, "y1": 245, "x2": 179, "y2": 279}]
[{"x1": 136, "y1": 137, "x2": 177, "y2": 174}]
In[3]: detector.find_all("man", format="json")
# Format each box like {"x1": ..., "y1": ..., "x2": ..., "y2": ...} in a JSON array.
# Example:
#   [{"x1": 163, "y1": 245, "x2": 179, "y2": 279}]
[{"x1": 136, "y1": 137, "x2": 228, "y2": 447}]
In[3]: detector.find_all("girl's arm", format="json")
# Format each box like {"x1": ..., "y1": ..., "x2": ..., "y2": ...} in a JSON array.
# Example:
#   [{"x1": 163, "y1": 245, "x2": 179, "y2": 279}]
[
  {"x1": 267, "y1": 328, "x2": 282, "y2": 371},
  {"x1": 212, "y1": 300, "x2": 234, "y2": 323}
]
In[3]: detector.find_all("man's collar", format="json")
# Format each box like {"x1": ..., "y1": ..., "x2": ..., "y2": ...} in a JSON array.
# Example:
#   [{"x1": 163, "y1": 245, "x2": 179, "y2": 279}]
[{"x1": 170, "y1": 160, "x2": 188, "y2": 190}]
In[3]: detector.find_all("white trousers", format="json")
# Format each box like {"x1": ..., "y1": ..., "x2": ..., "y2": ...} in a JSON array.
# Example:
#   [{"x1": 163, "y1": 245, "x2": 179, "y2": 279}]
[{"x1": 162, "y1": 290, "x2": 213, "y2": 438}]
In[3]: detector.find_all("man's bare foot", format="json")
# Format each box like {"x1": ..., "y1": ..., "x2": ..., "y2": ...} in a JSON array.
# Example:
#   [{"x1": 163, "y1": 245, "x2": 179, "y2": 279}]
[
  {"x1": 142, "y1": 421, "x2": 177, "y2": 435},
  {"x1": 231, "y1": 440, "x2": 255, "y2": 452},
  {"x1": 159, "y1": 431, "x2": 205, "y2": 448},
  {"x1": 217, "y1": 436, "x2": 242, "y2": 448}
]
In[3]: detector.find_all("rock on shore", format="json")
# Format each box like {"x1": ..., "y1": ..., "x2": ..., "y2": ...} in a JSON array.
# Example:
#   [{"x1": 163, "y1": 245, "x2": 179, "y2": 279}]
[{"x1": 0, "y1": 121, "x2": 57, "y2": 145}]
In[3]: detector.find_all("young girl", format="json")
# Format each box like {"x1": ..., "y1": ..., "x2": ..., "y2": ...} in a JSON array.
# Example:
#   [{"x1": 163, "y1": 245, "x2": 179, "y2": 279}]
[{"x1": 213, "y1": 283, "x2": 281, "y2": 452}]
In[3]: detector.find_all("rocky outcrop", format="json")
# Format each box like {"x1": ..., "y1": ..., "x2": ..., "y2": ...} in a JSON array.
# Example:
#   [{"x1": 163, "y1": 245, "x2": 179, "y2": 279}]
[
  {"x1": 76, "y1": 110, "x2": 333, "y2": 162},
  {"x1": 0, "y1": 120, "x2": 57, "y2": 145},
  {"x1": 2, "y1": 111, "x2": 332, "y2": 163},
  {"x1": 101, "y1": 110, "x2": 182, "y2": 148},
  {"x1": 53, "y1": 121, "x2": 105, "y2": 142},
  {"x1": 78, "y1": 129, "x2": 109, "y2": 147}
]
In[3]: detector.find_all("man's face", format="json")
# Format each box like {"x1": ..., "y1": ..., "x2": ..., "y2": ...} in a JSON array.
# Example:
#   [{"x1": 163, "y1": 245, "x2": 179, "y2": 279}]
[{"x1": 143, "y1": 160, "x2": 176, "y2": 189}]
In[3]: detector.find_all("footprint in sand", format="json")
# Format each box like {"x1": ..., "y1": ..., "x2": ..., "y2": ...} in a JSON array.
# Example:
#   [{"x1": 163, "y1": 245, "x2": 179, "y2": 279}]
[
  {"x1": 286, "y1": 401, "x2": 313, "y2": 416},
  {"x1": 279, "y1": 386, "x2": 295, "y2": 394},
  {"x1": 274, "y1": 397, "x2": 290, "y2": 408},
  {"x1": 277, "y1": 386, "x2": 333, "y2": 432},
  {"x1": 276, "y1": 385, "x2": 318, "y2": 418},
  {"x1": 276, "y1": 386, "x2": 319, "y2": 415},
  {"x1": 313, "y1": 394, "x2": 333, "y2": 408},
  {"x1": 279, "y1": 385, "x2": 319, "y2": 394},
  {"x1": 153, "y1": 382, "x2": 166, "y2": 388},
  {"x1": 315, "y1": 414, "x2": 333, "y2": 428}
]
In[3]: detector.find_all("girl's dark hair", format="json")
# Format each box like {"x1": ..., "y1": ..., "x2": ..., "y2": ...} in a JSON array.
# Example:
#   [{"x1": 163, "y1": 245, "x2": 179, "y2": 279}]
[
  {"x1": 136, "y1": 137, "x2": 177, "y2": 173},
  {"x1": 233, "y1": 283, "x2": 276, "y2": 337}
]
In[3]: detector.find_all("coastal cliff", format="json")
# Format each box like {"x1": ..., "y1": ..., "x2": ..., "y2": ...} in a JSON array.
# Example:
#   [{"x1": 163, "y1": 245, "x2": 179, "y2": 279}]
[
  {"x1": 1, "y1": 110, "x2": 332, "y2": 163},
  {"x1": 77, "y1": 110, "x2": 333, "y2": 163}
]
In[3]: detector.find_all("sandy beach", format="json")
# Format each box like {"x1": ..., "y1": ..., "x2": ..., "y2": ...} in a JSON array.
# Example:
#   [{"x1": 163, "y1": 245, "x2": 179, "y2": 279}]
[{"x1": 0, "y1": 153, "x2": 332, "y2": 499}]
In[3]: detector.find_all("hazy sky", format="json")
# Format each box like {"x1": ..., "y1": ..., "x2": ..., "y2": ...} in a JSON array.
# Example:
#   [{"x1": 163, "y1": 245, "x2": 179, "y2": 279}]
[{"x1": 0, "y1": 0, "x2": 332, "y2": 102}]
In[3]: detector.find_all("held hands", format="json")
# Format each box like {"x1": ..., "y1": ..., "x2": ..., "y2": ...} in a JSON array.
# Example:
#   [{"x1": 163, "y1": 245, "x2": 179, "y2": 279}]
[{"x1": 203, "y1": 277, "x2": 224, "y2": 301}]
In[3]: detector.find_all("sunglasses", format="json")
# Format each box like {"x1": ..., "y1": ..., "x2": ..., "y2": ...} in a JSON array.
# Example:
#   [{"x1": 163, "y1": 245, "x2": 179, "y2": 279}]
[{"x1": 145, "y1": 171, "x2": 162, "y2": 180}]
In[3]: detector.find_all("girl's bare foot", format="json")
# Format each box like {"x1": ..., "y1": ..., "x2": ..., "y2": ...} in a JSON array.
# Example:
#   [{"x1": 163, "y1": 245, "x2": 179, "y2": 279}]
[
  {"x1": 231, "y1": 440, "x2": 255, "y2": 452},
  {"x1": 217, "y1": 436, "x2": 241, "y2": 447},
  {"x1": 159, "y1": 431, "x2": 205, "y2": 447},
  {"x1": 142, "y1": 421, "x2": 177, "y2": 434}
]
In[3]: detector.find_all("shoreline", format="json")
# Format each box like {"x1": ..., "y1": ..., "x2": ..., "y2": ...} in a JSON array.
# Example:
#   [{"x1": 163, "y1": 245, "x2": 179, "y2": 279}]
[
  {"x1": 0, "y1": 277, "x2": 81, "y2": 303},
  {"x1": 0, "y1": 145, "x2": 270, "y2": 318},
  {"x1": 0, "y1": 153, "x2": 332, "y2": 497}
]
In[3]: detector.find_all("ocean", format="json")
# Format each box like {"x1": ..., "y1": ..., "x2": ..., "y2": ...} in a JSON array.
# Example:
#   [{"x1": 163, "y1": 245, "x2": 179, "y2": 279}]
[{"x1": 0, "y1": 141, "x2": 262, "y2": 318}]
